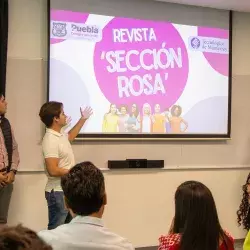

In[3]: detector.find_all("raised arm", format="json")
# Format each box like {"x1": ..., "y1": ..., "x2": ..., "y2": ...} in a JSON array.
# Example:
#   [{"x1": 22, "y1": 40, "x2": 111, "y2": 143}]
[{"x1": 68, "y1": 107, "x2": 93, "y2": 141}]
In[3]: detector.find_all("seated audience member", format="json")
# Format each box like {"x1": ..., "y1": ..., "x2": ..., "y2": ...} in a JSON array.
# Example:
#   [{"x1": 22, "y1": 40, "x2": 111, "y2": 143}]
[
  {"x1": 0, "y1": 224, "x2": 52, "y2": 250},
  {"x1": 158, "y1": 181, "x2": 234, "y2": 250},
  {"x1": 39, "y1": 161, "x2": 134, "y2": 250},
  {"x1": 237, "y1": 173, "x2": 250, "y2": 230}
]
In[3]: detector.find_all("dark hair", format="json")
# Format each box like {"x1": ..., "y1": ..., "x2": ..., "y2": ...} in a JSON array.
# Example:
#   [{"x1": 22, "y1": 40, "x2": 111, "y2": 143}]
[
  {"x1": 39, "y1": 101, "x2": 63, "y2": 128},
  {"x1": 130, "y1": 104, "x2": 139, "y2": 118},
  {"x1": 171, "y1": 105, "x2": 182, "y2": 117},
  {"x1": 0, "y1": 224, "x2": 52, "y2": 250},
  {"x1": 237, "y1": 173, "x2": 250, "y2": 230},
  {"x1": 173, "y1": 181, "x2": 233, "y2": 250},
  {"x1": 61, "y1": 161, "x2": 105, "y2": 216}
]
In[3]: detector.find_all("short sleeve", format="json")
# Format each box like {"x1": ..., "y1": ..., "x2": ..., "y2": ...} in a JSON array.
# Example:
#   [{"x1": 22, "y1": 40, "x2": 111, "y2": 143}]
[
  {"x1": 42, "y1": 137, "x2": 59, "y2": 158},
  {"x1": 158, "y1": 234, "x2": 181, "y2": 250}
]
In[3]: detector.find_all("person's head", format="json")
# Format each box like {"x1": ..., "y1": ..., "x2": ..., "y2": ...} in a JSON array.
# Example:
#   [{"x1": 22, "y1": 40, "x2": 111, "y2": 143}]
[
  {"x1": 109, "y1": 104, "x2": 117, "y2": 115},
  {"x1": 0, "y1": 94, "x2": 7, "y2": 115},
  {"x1": 173, "y1": 181, "x2": 232, "y2": 250},
  {"x1": 237, "y1": 173, "x2": 250, "y2": 230},
  {"x1": 154, "y1": 104, "x2": 161, "y2": 113},
  {"x1": 143, "y1": 103, "x2": 151, "y2": 115},
  {"x1": 171, "y1": 105, "x2": 182, "y2": 117},
  {"x1": 131, "y1": 104, "x2": 139, "y2": 117},
  {"x1": 0, "y1": 225, "x2": 52, "y2": 250},
  {"x1": 61, "y1": 161, "x2": 106, "y2": 218},
  {"x1": 119, "y1": 105, "x2": 127, "y2": 115},
  {"x1": 39, "y1": 101, "x2": 67, "y2": 129}
]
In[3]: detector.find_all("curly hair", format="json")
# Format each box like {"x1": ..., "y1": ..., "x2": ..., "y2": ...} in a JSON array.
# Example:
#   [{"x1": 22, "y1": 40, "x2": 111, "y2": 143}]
[
  {"x1": 237, "y1": 173, "x2": 250, "y2": 230},
  {"x1": 171, "y1": 105, "x2": 182, "y2": 117},
  {"x1": 0, "y1": 224, "x2": 52, "y2": 250}
]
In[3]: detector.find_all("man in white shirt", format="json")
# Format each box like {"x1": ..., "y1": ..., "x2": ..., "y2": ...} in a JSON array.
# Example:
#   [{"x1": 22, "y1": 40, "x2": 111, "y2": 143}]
[
  {"x1": 38, "y1": 161, "x2": 134, "y2": 250},
  {"x1": 39, "y1": 101, "x2": 92, "y2": 230}
]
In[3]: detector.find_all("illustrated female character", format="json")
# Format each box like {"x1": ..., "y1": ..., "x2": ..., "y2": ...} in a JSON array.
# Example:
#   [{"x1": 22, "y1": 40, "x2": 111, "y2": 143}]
[
  {"x1": 237, "y1": 173, "x2": 250, "y2": 231},
  {"x1": 169, "y1": 105, "x2": 188, "y2": 133},
  {"x1": 152, "y1": 104, "x2": 166, "y2": 133},
  {"x1": 139, "y1": 103, "x2": 153, "y2": 133},
  {"x1": 118, "y1": 105, "x2": 129, "y2": 133},
  {"x1": 102, "y1": 104, "x2": 119, "y2": 133},
  {"x1": 126, "y1": 104, "x2": 140, "y2": 133}
]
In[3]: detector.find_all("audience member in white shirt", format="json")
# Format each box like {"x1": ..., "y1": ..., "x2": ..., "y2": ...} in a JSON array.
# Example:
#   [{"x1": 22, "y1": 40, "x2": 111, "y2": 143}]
[{"x1": 38, "y1": 161, "x2": 134, "y2": 250}]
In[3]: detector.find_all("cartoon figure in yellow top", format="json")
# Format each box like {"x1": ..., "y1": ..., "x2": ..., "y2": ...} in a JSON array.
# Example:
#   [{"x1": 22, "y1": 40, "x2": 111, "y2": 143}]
[
  {"x1": 152, "y1": 104, "x2": 166, "y2": 133},
  {"x1": 169, "y1": 105, "x2": 188, "y2": 133},
  {"x1": 102, "y1": 104, "x2": 119, "y2": 133}
]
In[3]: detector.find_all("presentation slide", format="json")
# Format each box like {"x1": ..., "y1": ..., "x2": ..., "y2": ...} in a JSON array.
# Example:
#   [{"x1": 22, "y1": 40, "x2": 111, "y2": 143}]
[{"x1": 49, "y1": 9, "x2": 230, "y2": 137}]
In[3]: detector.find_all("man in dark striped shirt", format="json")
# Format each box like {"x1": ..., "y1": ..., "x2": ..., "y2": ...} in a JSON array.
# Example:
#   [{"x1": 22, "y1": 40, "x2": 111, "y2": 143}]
[{"x1": 0, "y1": 94, "x2": 20, "y2": 225}]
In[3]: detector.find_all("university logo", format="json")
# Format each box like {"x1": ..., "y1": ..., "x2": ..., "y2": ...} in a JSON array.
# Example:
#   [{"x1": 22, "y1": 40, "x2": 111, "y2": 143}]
[
  {"x1": 190, "y1": 37, "x2": 201, "y2": 49},
  {"x1": 52, "y1": 22, "x2": 67, "y2": 37}
]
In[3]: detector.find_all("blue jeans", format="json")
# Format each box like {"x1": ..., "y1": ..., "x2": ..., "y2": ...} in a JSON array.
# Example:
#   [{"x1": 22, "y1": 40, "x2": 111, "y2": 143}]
[{"x1": 45, "y1": 190, "x2": 72, "y2": 230}]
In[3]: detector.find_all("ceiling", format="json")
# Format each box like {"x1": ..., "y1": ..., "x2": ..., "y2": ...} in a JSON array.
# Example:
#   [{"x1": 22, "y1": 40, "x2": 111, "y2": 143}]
[{"x1": 155, "y1": 0, "x2": 250, "y2": 12}]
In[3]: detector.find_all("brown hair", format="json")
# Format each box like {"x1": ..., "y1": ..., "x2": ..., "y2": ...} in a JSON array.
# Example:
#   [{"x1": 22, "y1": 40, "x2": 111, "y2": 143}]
[
  {"x1": 39, "y1": 101, "x2": 63, "y2": 128},
  {"x1": 0, "y1": 224, "x2": 52, "y2": 250},
  {"x1": 62, "y1": 161, "x2": 105, "y2": 216},
  {"x1": 119, "y1": 105, "x2": 128, "y2": 112}
]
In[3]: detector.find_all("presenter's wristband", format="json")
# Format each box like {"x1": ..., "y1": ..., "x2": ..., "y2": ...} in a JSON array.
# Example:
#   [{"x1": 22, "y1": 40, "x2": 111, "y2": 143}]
[{"x1": 10, "y1": 169, "x2": 17, "y2": 175}]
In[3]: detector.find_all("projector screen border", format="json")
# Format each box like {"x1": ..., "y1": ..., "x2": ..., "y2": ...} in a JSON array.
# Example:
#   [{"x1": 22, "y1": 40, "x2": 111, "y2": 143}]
[{"x1": 46, "y1": 1, "x2": 233, "y2": 141}]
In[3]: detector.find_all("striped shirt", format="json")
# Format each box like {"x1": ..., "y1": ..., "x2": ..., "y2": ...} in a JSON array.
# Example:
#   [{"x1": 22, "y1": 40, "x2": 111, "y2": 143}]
[{"x1": 0, "y1": 127, "x2": 20, "y2": 171}]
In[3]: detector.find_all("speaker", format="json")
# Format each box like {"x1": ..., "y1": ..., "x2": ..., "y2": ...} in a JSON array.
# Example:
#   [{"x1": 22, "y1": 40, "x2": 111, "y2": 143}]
[
  {"x1": 126, "y1": 159, "x2": 147, "y2": 168},
  {"x1": 108, "y1": 159, "x2": 164, "y2": 169}
]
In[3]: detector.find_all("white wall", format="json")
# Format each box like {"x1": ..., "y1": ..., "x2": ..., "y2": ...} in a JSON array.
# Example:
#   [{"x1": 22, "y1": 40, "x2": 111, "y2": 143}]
[{"x1": 5, "y1": 0, "x2": 250, "y2": 247}]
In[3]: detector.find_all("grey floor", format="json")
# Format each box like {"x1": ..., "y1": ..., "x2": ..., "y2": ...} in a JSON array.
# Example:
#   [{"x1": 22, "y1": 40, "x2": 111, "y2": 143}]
[{"x1": 235, "y1": 241, "x2": 243, "y2": 250}]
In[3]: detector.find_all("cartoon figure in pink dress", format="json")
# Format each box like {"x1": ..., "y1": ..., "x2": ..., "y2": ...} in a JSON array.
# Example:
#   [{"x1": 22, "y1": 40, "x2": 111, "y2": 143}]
[{"x1": 118, "y1": 105, "x2": 129, "y2": 133}]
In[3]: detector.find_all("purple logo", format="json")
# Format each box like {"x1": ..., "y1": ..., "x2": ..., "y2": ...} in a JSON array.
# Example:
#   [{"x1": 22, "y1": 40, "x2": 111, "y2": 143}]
[{"x1": 191, "y1": 37, "x2": 201, "y2": 49}]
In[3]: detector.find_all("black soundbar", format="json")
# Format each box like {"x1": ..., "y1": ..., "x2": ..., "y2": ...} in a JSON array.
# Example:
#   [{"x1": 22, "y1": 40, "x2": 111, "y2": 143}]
[{"x1": 108, "y1": 159, "x2": 164, "y2": 169}]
